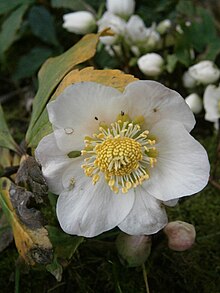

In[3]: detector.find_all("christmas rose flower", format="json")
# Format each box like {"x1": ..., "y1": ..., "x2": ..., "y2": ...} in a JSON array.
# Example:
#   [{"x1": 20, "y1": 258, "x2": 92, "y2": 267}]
[{"x1": 35, "y1": 81, "x2": 210, "y2": 237}]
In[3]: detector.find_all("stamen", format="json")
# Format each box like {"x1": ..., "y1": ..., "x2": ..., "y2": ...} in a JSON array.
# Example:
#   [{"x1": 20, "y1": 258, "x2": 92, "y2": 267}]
[{"x1": 80, "y1": 114, "x2": 158, "y2": 194}]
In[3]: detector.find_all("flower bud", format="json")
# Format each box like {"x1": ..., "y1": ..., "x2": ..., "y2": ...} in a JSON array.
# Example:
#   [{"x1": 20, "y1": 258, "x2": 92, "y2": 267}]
[
  {"x1": 106, "y1": 0, "x2": 135, "y2": 19},
  {"x1": 182, "y1": 71, "x2": 197, "y2": 88},
  {"x1": 164, "y1": 221, "x2": 196, "y2": 251},
  {"x1": 156, "y1": 19, "x2": 172, "y2": 34},
  {"x1": 185, "y1": 93, "x2": 203, "y2": 114},
  {"x1": 137, "y1": 53, "x2": 164, "y2": 77},
  {"x1": 116, "y1": 232, "x2": 151, "y2": 267},
  {"x1": 204, "y1": 84, "x2": 220, "y2": 128},
  {"x1": 189, "y1": 60, "x2": 220, "y2": 85},
  {"x1": 63, "y1": 11, "x2": 96, "y2": 35}
]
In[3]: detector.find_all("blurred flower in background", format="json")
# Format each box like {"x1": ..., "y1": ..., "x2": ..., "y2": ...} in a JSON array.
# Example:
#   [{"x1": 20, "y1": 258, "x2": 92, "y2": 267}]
[
  {"x1": 204, "y1": 84, "x2": 220, "y2": 129},
  {"x1": 137, "y1": 53, "x2": 164, "y2": 77},
  {"x1": 106, "y1": 0, "x2": 135, "y2": 19},
  {"x1": 63, "y1": 11, "x2": 96, "y2": 34},
  {"x1": 185, "y1": 93, "x2": 203, "y2": 114}
]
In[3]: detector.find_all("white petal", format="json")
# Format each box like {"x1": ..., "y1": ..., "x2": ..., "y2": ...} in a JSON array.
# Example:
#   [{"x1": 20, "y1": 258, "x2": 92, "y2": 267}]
[
  {"x1": 47, "y1": 82, "x2": 123, "y2": 152},
  {"x1": 122, "y1": 80, "x2": 195, "y2": 132},
  {"x1": 35, "y1": 133, "x2": 72, "y2": 194},
  {"x1": 145, "y1": 120, "x2": 210, "y2": 201},
  {"x1": 163, "y1": 199, "x2": 179, "y2": 207},
  {"x1": 57, "y1": 159, "x2": 135, "y2": 237},
  {"x1": 118, "y1": 186, "x2": 167, "y2": 235}
]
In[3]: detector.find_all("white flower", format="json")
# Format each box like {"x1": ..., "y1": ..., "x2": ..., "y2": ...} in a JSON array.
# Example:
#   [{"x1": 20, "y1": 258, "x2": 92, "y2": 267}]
[
  {"x1": 204, "y1": 84, "x2": 220, "y2": 128},
  {"x1": 125, "y1": 15, "x2": 160, "y2": 53},
  {"x1": 185, "y1": 93, "x2": 203, "y2": 114},
  {"x1": 156, "y1": 19, "x2": 172, "y2": 34},
  {"x1": 63, "y1": 11, "x2": 96, "y2": 35},
  {"x1": 106, "y1": 0, "x2": 135, "y2": 18},
  {"x1": 35, "y1": 81, "x2": 210, "y2": 237},
  {"x1": 97, "y1": 12, "x2": 126, "y2": 45},
  {"x1": 137, "y1": 53, "x2": 164, "y2": 77},
  {"x1": 189, "y1": 60, "x2": 220, "y2": 85},
  {"x1": 182, "y1": 71, "x2": 197, "y2": 88}
]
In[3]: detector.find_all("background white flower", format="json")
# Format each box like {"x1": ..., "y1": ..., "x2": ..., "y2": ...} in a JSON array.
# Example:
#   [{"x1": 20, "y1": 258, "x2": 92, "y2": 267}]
[
  {"x1": 182, "y1": 70, "x2": 197, "y2": 88},
  {"x1": 35, "y1": 81, "x2": 210, "y2": 237},
  {"x1": 63, "y1": 11, "x2": 96, "y2": 34},
  {"x1": 106, "y1": 0, "x2": 135, "y2": 19},
  {"x1": 156, "y1": 19, "x2": 172, "y2": 34},
  {"x1": 137, "y1": 53, "x2": 164, "y2": 77},
  {"x1": 204, "y1": 84, "x2": 220, "y2": 129},
  {"x1": 125, "y1": 15, "x2": 160, "y2": 53},
  {"x1": 189, "y1": 60, "x2": 220, "y2": 85},
  {"x1": 97, "y1": 11, "x2": 126, "y2": 45},
  {"x1": 185, "y1": 93, "x2": 203, "y2": 114}
]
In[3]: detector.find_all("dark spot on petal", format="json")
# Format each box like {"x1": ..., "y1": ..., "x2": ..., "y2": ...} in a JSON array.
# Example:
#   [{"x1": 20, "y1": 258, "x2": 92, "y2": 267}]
[
  {"x1": 95, "y1": 117, "x2": 98, "y2": 120},
  {"x1": 121, "y1": 111, "x2": 125, "y2": 116},
  {"x1": 153, "y1": 108, "x2": 158, "y2": 112}
]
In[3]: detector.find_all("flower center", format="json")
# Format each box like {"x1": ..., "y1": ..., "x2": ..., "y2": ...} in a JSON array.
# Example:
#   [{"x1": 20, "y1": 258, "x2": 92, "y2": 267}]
[
  {"x1": 95, "y1": 137, "x2": 142, "y2": 176},
  {"x1": 81, "y1": 116, "x2": 158, "y2": 193}
]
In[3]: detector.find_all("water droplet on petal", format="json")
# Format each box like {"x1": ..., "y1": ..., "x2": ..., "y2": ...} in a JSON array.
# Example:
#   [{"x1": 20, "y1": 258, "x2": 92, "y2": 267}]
[{"x1": 64, "y1": 128, "x2": 74, "y2": 135}]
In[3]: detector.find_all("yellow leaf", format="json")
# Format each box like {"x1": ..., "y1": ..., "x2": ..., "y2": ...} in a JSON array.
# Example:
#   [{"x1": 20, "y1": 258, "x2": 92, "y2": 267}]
[
  {"x1": 53, "y1": 66, "x2": 138, "y2": 98},
  {"x1": 0, "y1": 178, "x2": 52, "y2": 265}
]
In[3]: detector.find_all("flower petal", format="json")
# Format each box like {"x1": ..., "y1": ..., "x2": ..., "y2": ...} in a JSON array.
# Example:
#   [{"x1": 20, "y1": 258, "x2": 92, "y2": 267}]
[
  {"x1": 145, "y1": 120, "x2": 210, "y2": 201},
  {"x1": 118, "y1": 186, "x2": 167, "y2": 235},
  {"x1": 122, "y1": 80, "x2": 195, "y2": 131},
  {"x1": 57, "y1": 158, "x2": 135, "y2": 237},
  {"x1": 47, "y1": 82, "x2": 123, "y2": 152},
  {"x1": 35, "y1": 133, "x2": 71, "y2": 194}
]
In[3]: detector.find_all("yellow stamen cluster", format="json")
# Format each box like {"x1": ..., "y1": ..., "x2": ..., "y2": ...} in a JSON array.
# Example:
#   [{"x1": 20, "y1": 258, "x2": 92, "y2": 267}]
[
  {"x1": 95, "y1": 137, "x2": 142, "y2": 176},
  {"x1": 81, "y1": 116, "x2": 158, "y2": 194}
]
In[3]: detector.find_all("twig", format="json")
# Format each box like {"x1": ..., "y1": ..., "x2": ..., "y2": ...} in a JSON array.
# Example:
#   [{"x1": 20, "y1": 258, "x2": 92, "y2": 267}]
[
  {"x1": 142, "y1": 264, "x2": 150, "y2": 293},
  {"x1": 0, "y1": 87, "x2": 29, "y2": 104},
  {"x1": 209, "y1": 177, "x2": 220, "y2": 191}
]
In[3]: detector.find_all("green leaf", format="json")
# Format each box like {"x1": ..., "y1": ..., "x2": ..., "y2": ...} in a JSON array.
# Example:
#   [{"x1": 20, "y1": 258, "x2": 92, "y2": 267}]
[
  {"x1": 26, "y1": 32, "x2": 102, "y2": 147},
  {"x1": 47, "y1": 225, "x2": 84, "y2": 259},
  {"x1": 0, "y1": 0, "x2": 33, "y2": 15},
  {"x1": 28, "y1": 5, "x2": 59, "y2": 46},
  {"x1": 46, "y1": 257, "x2": 63, "y2": 282},
  {"x1": 0, "y1": 4, "x2": 29, "y2": 58},
  {"x1": 13, "y1": 47, "x2": 53, "y2": 80},
  {"x1": 0, "y1": 105, "x2": 19, "y2": 152},
  {"x1": 51, "y1": 0, "x2": 90, "y2": 11},
  {"x1": 176, "y1": 0, "x2": 195, "y2": 17}
]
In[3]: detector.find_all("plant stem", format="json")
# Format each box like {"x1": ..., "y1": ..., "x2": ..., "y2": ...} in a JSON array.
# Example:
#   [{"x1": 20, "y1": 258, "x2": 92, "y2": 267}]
[
  {"x1": 15, "y1": 265, "x2": 20, "y2": 293},
  {"x1": 142, "y1": 264, "x2": 150, "y2": 293}
]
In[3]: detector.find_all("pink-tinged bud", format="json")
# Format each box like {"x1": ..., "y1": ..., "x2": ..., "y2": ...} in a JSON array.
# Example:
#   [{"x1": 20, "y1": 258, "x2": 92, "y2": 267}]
[
  {"x1": 164, "y1": 221, "x2": 196, "y2": 251},
  {"x1": 116, "y1": 232, "x2": 151, "y2": 267}
]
